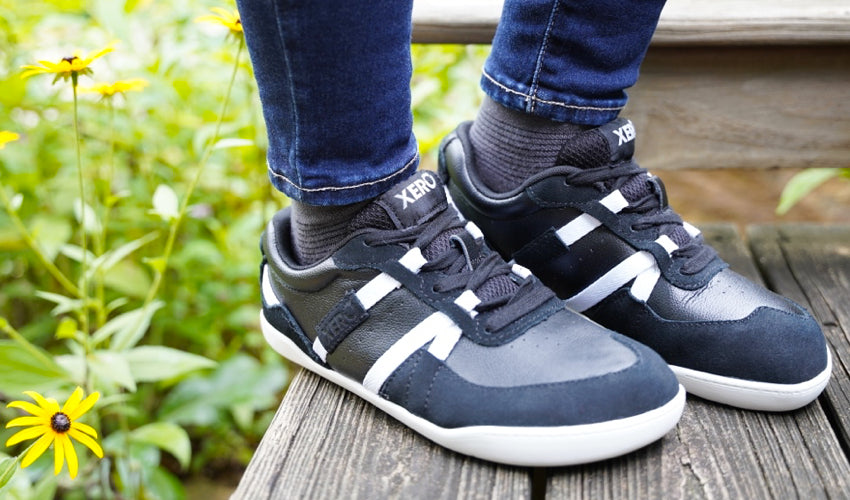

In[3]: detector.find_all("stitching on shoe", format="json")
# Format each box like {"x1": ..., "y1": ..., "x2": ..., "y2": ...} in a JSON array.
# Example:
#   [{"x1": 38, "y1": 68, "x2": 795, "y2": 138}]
[{"x1": 423, "y1": 361, "x2": 444, "y2": 417}]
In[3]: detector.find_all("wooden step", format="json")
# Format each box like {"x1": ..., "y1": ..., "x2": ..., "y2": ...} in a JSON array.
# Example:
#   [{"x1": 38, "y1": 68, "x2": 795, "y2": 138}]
[
  {"x1": 411, "y1": 1, "x2": 850, "y2": 171},
  {"x1": 412, "y1": 0, "x2": 850, "y2": 45}
]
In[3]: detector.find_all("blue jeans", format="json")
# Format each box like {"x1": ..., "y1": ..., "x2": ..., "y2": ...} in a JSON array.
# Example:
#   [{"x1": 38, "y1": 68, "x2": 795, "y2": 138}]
[{"x1": 237, "y1": 0, "x2": 666, "y2": 205}]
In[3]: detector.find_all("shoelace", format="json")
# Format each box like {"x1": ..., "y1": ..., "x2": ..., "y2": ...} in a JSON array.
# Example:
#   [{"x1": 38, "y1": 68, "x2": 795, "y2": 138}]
[
  {"x1": 363, "y1": 209, "x2": 555, "y2": 332},
  {"x1": 563, "y1": 160, "x2": 718, "y2": 275}
]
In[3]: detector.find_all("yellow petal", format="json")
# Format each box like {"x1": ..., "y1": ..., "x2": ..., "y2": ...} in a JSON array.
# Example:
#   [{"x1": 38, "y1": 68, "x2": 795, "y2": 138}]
[
  {"x1": 20, "y1": 68, "x2": 47, "y2": 79},
  {"x1": 6, "y1": 415, "x2": 49, "y2": 428},
  {"x1": 6, "y1": 400, "x2": 48, "y2": 417},
  {"x1": 71, "y1": 421, "x2": 98, "y2": 438},
  {"x1": 5, "y1": 425, "x2": 49, "y2": 446},
  {"x1": 62, "y1": 387, "x2": 85, "y2": 415},
  {"x1": 24, "y1": 391, "x2": 61, "y2": 414},
  {"x1": 68, "y1": 428, "x2": 103, "y2": 458},
  {"x1": 210, "y1": 7, "x2": 231, "y2": 17},
  {"x1": 63, "y1": 434, "x2": 79, "y2": 479},
  {"x1": 67, "y1": 391, "x2": 99, "y2": 420},
  {"x1": 20, "y1": 432, "x2": 53, "y2": 468},
  {"x1": 54, "y1": 433, "x2": 66, "y2": 476}
]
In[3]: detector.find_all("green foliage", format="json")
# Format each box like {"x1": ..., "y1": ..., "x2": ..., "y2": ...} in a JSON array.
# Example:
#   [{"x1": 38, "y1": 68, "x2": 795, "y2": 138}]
[
  {"x1": 777, "y1": 168, "x2": 849, "y2": 215},
  {"x1": 0, "y1": 0, "x2": 486, "y2": 497}
]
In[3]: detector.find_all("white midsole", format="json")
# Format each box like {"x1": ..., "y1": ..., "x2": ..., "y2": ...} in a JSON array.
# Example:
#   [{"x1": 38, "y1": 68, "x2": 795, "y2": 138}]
[
  {"x1": 670, "y1": 348, "x2": 832, "y2": 412},
  {"x1": 260, "y1": 310, "x2": 684, "y2": 466}
]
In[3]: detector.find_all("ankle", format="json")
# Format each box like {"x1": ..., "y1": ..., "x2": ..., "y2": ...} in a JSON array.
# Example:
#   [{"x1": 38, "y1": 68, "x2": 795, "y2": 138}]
[
  {"x1": 290, "y1": 199, "x2": 371, "y2": 265},
  {"x1": 469, "y1": 96, "x2": 588, "y2": 192}
]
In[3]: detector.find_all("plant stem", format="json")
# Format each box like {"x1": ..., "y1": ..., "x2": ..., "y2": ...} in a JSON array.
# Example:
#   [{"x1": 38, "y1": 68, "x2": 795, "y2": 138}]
[
  {"x1": 143, "y1": 38, "x2": 244, "y2": 306},
  {"x1": 0, "y1": 317, "x2": 57, "y2": 369},
  {"x1": 72, "y1": 82, "x2": 90, "y2": 338},
  {"x1": 93, "y1": 99, "x2": 117, "y2": 330},
  {"x1": 0, "y1": 186, "x2": 80, "y2": 296}
]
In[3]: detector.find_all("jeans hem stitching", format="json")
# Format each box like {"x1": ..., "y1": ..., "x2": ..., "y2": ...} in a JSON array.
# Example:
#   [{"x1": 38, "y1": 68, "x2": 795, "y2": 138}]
[
  {"x1": 268, "y1": 152, "x2": 419, "y2": 193},
  {"x1": 482, "y1": 70, "x2": 624, "y2": 112}
]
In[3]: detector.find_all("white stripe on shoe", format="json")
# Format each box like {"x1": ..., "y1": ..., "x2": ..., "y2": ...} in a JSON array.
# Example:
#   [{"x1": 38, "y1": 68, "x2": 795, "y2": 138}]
[
  {"x1": 362, "y1": 312, "x2": 455, "y2": 393},
  {"x1": 565, "y1": 251, "x2": 656, "y2": 312}
]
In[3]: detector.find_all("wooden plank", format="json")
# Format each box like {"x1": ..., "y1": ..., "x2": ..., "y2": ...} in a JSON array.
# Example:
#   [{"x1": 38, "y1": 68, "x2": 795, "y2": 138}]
[
  {"x1": 748, "y1": 225, "x2": 850, "y2": 455},
  {"x1": 411, "y1": 0, "x2": 850, "y2": 45},
  {"x1": 547, "y1": 224, "x2": 850, "y2": 498},
  {"x1": 625, "y1": 45, "x2": 850, "y2": 171},
  {"x1": 231, "y1": 369, "x2": 532, "y2": 499}
]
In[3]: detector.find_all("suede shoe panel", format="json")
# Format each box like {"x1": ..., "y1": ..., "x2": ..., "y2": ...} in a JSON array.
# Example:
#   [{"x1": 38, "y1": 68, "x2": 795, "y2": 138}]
[{"x1": 589, "y1": 290, "x2": 828, "y2": 385}]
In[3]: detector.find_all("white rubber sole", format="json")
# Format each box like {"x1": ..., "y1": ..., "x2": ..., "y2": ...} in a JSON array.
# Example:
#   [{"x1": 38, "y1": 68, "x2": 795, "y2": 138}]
[
  {"x1": 670, "y1": 348, "x2": 832, "y2": 412},
  {"x1": 261, "y1": 310, "x2": 684, "y2": 466}
]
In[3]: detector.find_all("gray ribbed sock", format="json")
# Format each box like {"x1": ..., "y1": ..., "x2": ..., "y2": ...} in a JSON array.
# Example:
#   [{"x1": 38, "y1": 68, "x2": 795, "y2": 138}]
[
  {"x1": 469, "y1": 96, "x2": 588, "y2": 192},
  {"x1": 290, "y1": 199, "x2": 371, "y2": 265}
]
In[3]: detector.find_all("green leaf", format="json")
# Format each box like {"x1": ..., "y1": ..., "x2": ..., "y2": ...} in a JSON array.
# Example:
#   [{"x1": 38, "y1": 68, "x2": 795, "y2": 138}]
[
  {"x1": 86, "y1": 232, "x2": 159, "y2": 281},
  {"x1": 105, "y1": 301, "x2": 164, "y2": 351},
  {"x1": 54, "y1": 355, "x2": 85, "y2": 385},
  {"x1": 213, "y1": 138, "x2": 254, "y2": 150},
  {"x1": 777, "y1": 168, "x2": 840, "y2": 215},
  {"x1": 9, "y1": 193, "x2": 23, "y2": 212},
  {"x1": 122, "y1": 346, "x2": 215, "y2": 383},
  {"x1": 73, "y1": 199, "x2": 101, "y2": 234},
  {"x1": 89, "y1": 350, "x2": 137, "y2": 391},
  {"x1": 0, "y1": 341, "x2": 68, "y2": 393},
  {"x1": 146, "y1": 467, "x2": 187, "y2": 500},
  {"x1": 58, "y1": 244, "x2": 97, "y2": 265},
  {"x1": 55, "y1": 317, "x2": 78, "y2": 340},
  {"x1": 158, "y1": 354, "x2": 287, "y2": 426},
  {"x1": 151, "y1": 184, "x2": 179, "y2": 221},
  {"x1": 34, "y1": 291, "x2": 83, "y2": 316},
  {"x1": 0, "y1": 456, "x2": 18, "y2": 490},
  {"x1": 91, "y1": 302, "x2": 163, "y2": 347},
  {"x1": 102, "y1": 261, "x2": 152, "y2": 299},
  {"x1": 30, "y1": 475, "x2": 57, "y2": 500},
  {"x1": 129, "y1": 423, "x2": 191, "y2": 470},
  {"x1": 30, "y1": 216, "x2": 72, "y2": 262},
  {"x1": 143, "y1": 256, "x2": 167, "y2": 274}
]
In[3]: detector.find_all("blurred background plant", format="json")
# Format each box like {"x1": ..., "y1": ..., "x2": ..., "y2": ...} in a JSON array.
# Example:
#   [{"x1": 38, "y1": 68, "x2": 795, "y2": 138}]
[
  {"x1": 0, "y1": 0, "x2": 487, "y2": 497},
  {"x1": 777, "y1": 168, "x2": 850, "y2": 215}
]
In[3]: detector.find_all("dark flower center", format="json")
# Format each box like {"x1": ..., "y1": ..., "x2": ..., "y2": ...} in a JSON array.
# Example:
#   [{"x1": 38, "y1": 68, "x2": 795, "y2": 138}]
[
  {"x1": 61, "y1": 56, "x2": 78, "y2": 64},
  {"x1": 51, "y1": 412, "x2": 71, "y2": 433}
]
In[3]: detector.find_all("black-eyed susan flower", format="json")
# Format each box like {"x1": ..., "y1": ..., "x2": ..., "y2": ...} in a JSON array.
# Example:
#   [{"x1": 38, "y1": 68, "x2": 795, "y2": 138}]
[
  {"x1": 80, "y1": 78, "x2": 148, "y2": 98},
  {"x1": 0, "y1": 131, "x2": 19, "y2": 149},
  {"x1": 21, "y1": 42, "x2": 116, "y2": 85},
  {"x1": 196, "y1": 7, "x2": 243, "y2": 37},
  {"x1": 5, "y1": 387, "x2": 102, "y2": 479}
]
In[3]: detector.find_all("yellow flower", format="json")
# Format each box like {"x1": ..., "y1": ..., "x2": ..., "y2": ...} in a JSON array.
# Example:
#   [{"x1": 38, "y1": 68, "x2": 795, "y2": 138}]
[
  {"x1": 21, "y1": 42, "x2": 116, "y2": 84},
  {"x1": 196, "y1": 7, "x2": 243, "y2": 37},
  {"x1": 0, "y1": 131, "x2": 19, "y2": 149},
  {"x1": 5, "y1": 387, "x2": 103, "y2": 479},
  {"x1": 80, "y1": 78, "x2": 149, "y2": 98}
]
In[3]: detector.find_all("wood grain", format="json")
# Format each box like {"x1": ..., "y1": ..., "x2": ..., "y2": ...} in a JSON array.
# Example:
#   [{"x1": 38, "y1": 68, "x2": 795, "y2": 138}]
[
  {"x1": 546, "y1": 225, "x2": 850, "y2": 499},
  {"x1": 231, "y1": 370, "x2": 532, "y2": 499},
  {"x1": 411, "y1": 0, "x2": 850, "y2": 45},
  {"x1": 749, "y1": 225, "x2": 850, "y2": 456},
  {"x1": 625, "y1": 46, "x2": 850, "y2": 171}
]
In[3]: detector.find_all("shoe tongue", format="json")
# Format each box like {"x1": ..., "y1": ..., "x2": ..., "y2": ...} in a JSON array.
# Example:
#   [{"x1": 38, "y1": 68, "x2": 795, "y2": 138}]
[
  {"x1": 555, "y1": 117, "x2": 636, "y2": 169},
  {"x1": 351, "y1": 171, "x2": 448, "y2": 232}
]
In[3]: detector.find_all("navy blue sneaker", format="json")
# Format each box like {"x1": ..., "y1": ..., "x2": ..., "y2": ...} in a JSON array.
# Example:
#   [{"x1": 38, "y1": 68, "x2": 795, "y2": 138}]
[
  {"x1": 440, "y1": 120, "x2": 831, "y2": 412},
  {"x1": 260, "y1": 171, "x2": 684, "y2": 466}
]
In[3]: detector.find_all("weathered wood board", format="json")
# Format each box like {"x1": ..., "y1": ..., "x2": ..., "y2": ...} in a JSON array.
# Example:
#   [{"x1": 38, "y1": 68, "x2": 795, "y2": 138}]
[
  {"x1": 230, "y1": 371, "x2": 532, "y2": 499},
  {"x1": 412, "y1": 0, "x2": 850, "y2": 45},
  {"x1": 749, "y1": 225, "x2": 850, "y2": 457},
  {"x1": 625, "y1": 46, "x2": 850, "y2": 171}
]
